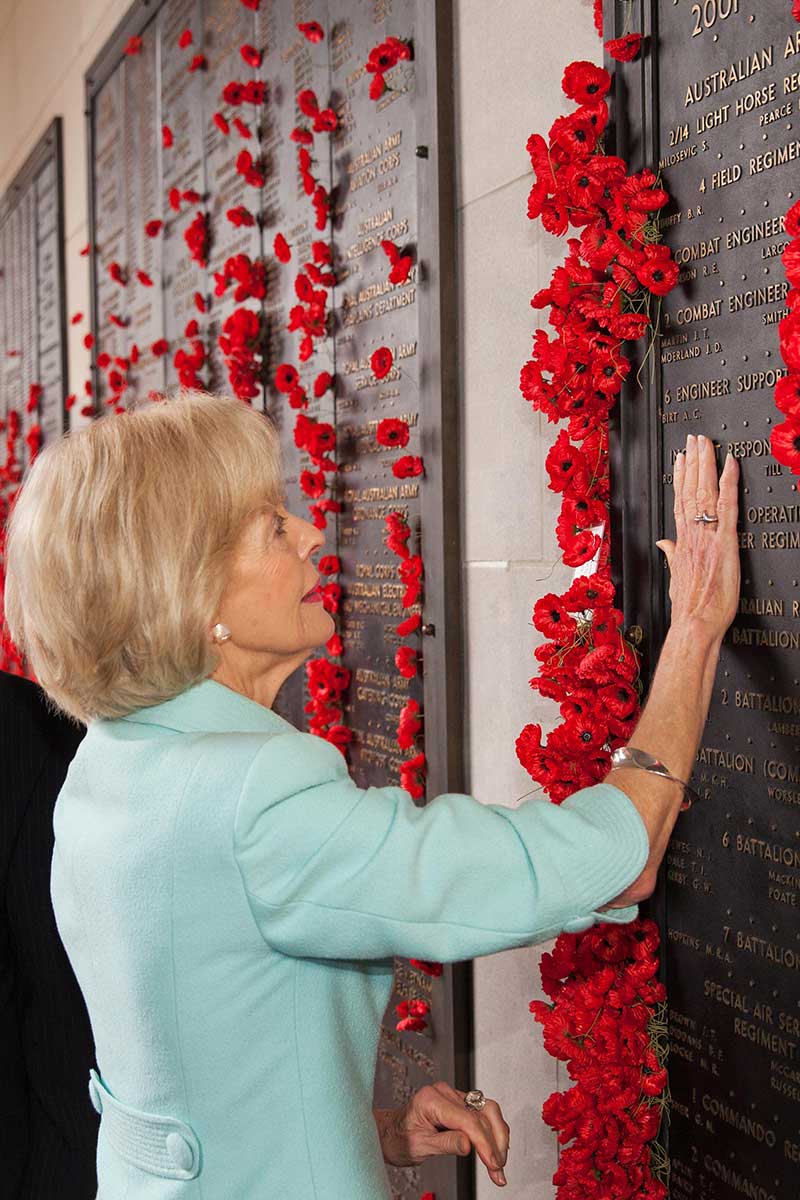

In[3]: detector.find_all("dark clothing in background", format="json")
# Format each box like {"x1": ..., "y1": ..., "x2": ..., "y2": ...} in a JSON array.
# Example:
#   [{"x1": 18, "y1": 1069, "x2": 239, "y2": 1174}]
[{"x1": 0, "y1": 671, "x2": 98, "y2": 1198}]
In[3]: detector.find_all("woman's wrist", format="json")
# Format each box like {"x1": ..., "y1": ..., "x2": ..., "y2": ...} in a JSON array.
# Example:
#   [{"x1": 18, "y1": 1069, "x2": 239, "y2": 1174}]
[
  {"x1": 665, "y1": 616, "x2": 723, "y2": 660},
  {"x1": 373, "y1": 1107, "x2": 407, "y2": 1166}
]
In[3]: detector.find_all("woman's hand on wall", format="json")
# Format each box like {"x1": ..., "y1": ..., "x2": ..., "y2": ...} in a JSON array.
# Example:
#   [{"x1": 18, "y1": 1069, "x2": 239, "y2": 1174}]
[
  {"x1": 374, "y1": 1081, "x2": 510, "y2": 1187},
  {"x1": 656, "y1": 433, "x2": 740, "y2": 642}
]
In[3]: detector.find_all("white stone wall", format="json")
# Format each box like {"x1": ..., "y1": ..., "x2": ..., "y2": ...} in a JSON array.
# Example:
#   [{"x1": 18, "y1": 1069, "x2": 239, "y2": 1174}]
[
  {"x1": 1, "y1": 0, "x2": 602, "y2": 1194},
  {"x1": 453, "y1": 1, "x2": 602, "y2": 1195}
]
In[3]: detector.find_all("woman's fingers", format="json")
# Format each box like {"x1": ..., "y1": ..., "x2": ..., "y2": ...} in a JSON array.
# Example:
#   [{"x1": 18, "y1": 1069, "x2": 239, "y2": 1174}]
[
  {"x1": 682, "y1": 433, "x2": 699, "y2": 520},
  {"x1": 716, "y1": 452, "x2": 740, "y2": 536},
  {"x1": 695, "y1": 434, "x2": 720, "y2": 523},
  {"x1": 430, "y1": 1082, "x2": 509, "y2": 1186},
  {"x1": 673, "y1": 450, "x2": 686, "y2": 535}
]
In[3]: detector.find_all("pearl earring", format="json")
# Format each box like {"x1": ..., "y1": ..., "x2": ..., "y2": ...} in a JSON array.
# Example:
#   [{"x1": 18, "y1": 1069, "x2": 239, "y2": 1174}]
[{"x1": 211, "y1": 623, "x2": 231, "y2": 644}]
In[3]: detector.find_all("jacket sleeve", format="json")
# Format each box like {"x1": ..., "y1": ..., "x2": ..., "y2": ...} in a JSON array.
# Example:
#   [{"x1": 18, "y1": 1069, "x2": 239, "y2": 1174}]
[{"x1": 232, "y1": 731, "x2": 649, "y2": 961}]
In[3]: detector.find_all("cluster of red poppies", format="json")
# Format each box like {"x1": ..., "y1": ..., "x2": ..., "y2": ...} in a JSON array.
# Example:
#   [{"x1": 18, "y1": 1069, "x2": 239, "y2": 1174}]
[
  {"x1": 364, "y1": 35, "x2": 413, "y2": 101},
  {"x1": 531, "y1": 919, "x2": 668, "y2": 1199},
  {"x1": 770, "y1": 200, "x2": 800, "y2": 473},
  {"x1": 304, "y1": 657, "x2": 352, "y2": 751},
  {"x1": 771, "y1": 5, "x2": 800, "y2": 471},
  {"x1": 271, "y1": 63, "x2": 350, "y2": 751},
  {"x1": 518, "y1": 44, "x2": 676, "y2": 1196},
  {"x1": 0, "y1": 408, "x2": 23, "y2": 672},
  {"x1": 395, "y1": 997, "x2": 430, "y2": 1033}
]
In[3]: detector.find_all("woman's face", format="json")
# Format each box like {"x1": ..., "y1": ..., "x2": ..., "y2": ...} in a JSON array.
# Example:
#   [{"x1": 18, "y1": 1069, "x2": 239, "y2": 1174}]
[{"x1": 214, "y1": 503, "x2": 334, "y2": 670}]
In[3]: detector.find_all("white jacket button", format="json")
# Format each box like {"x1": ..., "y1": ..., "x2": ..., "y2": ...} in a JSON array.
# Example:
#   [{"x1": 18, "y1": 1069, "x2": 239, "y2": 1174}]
[
  {"x1": 166, "y1": 1131, "x2": 194, "y2": 1172},
  {"x1": 88, "y1": 1078, "x2": 103, "y2": 1115}
]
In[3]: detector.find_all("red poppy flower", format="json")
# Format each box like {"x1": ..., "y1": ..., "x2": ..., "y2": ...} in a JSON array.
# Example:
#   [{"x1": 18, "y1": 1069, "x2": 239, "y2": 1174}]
[
  {"x1": 240, "y1": 0, "x2": 259, "y2": 9},
  {"x1": 178, "y1": 28, "x2": 192, "y2": 48},
  {"x1": 313, "y1": 108, "x2": 338, "y2": 133},
  {"x1": 635, "y1": 255, "x2": 678, "y2": 296},
  {"x1": 600, "y1": 682, "x2": 638, "y2": 719},
  {"x1": 561, "y1": 60, "x2": 611, "y2": 104},
  {"x1": 65, "y1": 393, "x2": 77, "y2": 410},
  {"x1": 144, "y1": 219, "x2": 163, "y2": 237},
  {"x1": 83, "y1": 332, "x2": 94, "y2": 350},
  {"x1": 771, "y1": 416, "x2": 800, "y2": 473},
  {"x1": 397, "y1": 699, "x2": 422, "y2": 749},
  {"x1": 274, "y1": 233, "x2": 291, "y2": 263},
  {"x1": 369, "y1": 73, "x2": 386, "y2": 101},
  {"x1": 298, "y1": 21, "x2": 324, "y2": 42},
  {"x1": 108, "y1": 261, "x2": 126, "y2": 285},
  {"x1": 213, "y1": 112, "x2": 230, "y2": 136},
  {"x1": 318, "y1": 555, "x2": 340, "y2": 575},
  {"x1": 26, "y1": 382, "x2": 43, "y2": 413},
  {"x1": 162, "y1": 124, "x2": 174, "y2": 148},
  {"x1": 274, "y1": 363, "x2": 299, "y2": 393},
  {"x1": 183, "y1": 212, "x2": 209, "y2": 267},
  {"x1": 392, "y1": 455, "x2": 424, "y2": 479},
  {"x1": 593, "y1": 0, "x2": 604, "y2": 36},
  {"x1": 605, "y1": 33, "x2": 642, "y2": 62},
  {"x1": 371, "y1": 346, "x2": 394, "y2": 378},
  {"x1": 226, "y1": 205, "x2": 255, "y2": 227},
  {"x1": 562, "y1": 528, "x2": 602, "y2": 567},
  {"x1": 149, "y1": 339, "x2": 168, "y2": 357},
  {"x1": 108, "y1": 313, "x2": 126, "y2": 328},
  {"x1": 168, "y1": 187, "x2": 181, "y2": 211},
  {"x1": 136, "y1": 270, "x2": 153, "y2": 287},
  {"x1": 775, "y1": 373, "x2": 800, "y2": 417},
  {"x1": 80, "y1": 243, "x2": 91, "y2": 256},
  {"x1": 290, "y1": 126, "x2": 314, "y2": 145},
  {"x1": 395, "y1": 646, "x2": 418, "y2": 678},
  {"x1": 562, "y1": 573, "x2": 615, "y2": 611},
  {"x1": 233, "y1": 117, "x2": 252, "y2": 139},
  {"x1": 300, "y1": 469, "x2": 326, "y2": 499},
  {"x1": 409, "y1": 959, "x2": 441, "y2": 978},
  {"x1": 240, "y1": 43, "x2": 262, "y2": 68},
  {"x1": 320, "y1": 582, "x2": 341, "y2": 614},
  {"x1": 123, "y1": 35, "x2": 142, "y2": 56},
  {"x1": 381, "y1": 239, "x2": 401, "y2": 265},
  {"x1": 188, "y1": 54, "x2": 207, "y2": 72},
  {"x1": 297, "y1": 88, "x2": 320, "y2": 117},
  {"x1": 389, "y1": 255, "x2": 413, "y2": 285},
  {"x1": 326, "y1": 633, "x2": 343, "y2": 657},
  {"x1": 313, "y1": 371, "x2": 333, "y2": 397},
  {"x1": 70, "y1": 311, "x2": 83, "y2": 325},
  {"x1": 400, "y1": 751, "x2": 426, "y2": 800},
  {"x1": 193, "y1": 292, "x2": 206, "y2": 313},
  {"x1": 243, "y1": 80, "x2": 265, "y2": 104},
  {"x1": 396, "y1": 612, "x2": 421, "y2": 638},
  {"x1": 533, "y1": 594, "x2": 577, "y2": 642},
  {"x1": 376, "y1": 418, "x2": 409, "y2": 447},
  {"x1": 780, "y1": 312, "x2": 800, "y2": 369}
]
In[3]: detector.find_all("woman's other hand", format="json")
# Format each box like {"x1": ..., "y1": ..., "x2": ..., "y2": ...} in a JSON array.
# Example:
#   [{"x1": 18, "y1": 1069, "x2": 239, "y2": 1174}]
[
  {"x1": 375, "y1": 1081, "x2": 510, "y2": 1187},
  {"x1": 656, "y1": 433, "x2": 740, "y2": 642}
]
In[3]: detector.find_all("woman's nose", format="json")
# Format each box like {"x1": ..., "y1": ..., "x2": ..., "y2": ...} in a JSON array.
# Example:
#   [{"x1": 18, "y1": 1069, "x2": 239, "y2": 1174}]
[{"x1": 296, "y1": 516, "x2": 325, "y2": 559}]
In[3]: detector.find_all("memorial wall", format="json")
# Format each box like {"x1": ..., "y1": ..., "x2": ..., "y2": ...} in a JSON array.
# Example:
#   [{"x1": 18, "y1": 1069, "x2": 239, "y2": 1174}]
[
  {"x1": 0, "y1": 119, "x2": 68, "y2": 674},
  {"x1": 85, "y1": 3, "x2": 466, "y2": 1197},
  {"x1": 611, "y1": 2, "x2": 800, "y2": 1195}
]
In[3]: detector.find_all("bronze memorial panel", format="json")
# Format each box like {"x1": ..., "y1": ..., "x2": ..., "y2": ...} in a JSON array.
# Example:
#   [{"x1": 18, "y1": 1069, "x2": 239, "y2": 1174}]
[{"x1": 608, "y1": 2, "x2": 800, "y2": 1196}]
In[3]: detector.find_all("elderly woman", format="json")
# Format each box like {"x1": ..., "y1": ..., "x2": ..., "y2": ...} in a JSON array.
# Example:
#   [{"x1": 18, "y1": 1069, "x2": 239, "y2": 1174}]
[{"x1": 4, "y1": 392, "x2": 739, "y2": 1199}]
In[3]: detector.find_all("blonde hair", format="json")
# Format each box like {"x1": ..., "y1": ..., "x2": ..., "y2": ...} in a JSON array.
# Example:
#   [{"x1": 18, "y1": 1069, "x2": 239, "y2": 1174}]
[{"x1": 4, "y1": 390, "x2": 284, "y2": 722}]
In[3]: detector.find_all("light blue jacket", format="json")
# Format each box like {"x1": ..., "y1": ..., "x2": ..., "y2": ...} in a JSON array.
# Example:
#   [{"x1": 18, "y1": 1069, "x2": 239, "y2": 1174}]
[{"x1": 51, "y1": 679, "x2": 648, "y2": 1199}]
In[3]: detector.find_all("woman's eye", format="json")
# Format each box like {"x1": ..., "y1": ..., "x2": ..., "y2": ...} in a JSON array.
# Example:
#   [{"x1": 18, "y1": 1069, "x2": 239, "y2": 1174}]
[{"x1": 274, "y1": 515, "x2": 289, "y2": 538}]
